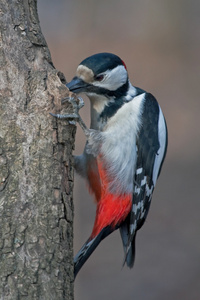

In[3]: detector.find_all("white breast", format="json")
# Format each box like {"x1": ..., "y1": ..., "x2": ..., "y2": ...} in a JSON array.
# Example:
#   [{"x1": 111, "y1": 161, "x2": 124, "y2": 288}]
[{"x1": 100, "y1": 93, "x2": 145, "y2": 195}]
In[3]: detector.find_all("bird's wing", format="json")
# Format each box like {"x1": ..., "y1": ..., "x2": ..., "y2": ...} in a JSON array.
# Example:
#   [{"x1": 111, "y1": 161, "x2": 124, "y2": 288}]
[{"x1": 121, "y1": 93, "x2": 167, "y2": 267}]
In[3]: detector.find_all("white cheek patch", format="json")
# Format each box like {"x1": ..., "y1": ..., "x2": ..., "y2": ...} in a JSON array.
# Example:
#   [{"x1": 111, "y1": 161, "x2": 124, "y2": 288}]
[{"x1": 92, "y1": 65, "x2": 128, "y2": 91}]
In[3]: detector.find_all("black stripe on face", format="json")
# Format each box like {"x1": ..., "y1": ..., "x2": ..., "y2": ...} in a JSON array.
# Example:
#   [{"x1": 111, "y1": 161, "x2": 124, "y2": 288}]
[
  {"x1": 87, "y1": 79, "x2": 129, "y2": 98},
  {"x1": 96, "y1": 80, "x2": 129, "y2": 120},
  {"x1": 100, "y1": 97, "x2": 125, "y2": 121},
  {"x1": 106, "y1": 79, "x2": 129, "y2": 98}
]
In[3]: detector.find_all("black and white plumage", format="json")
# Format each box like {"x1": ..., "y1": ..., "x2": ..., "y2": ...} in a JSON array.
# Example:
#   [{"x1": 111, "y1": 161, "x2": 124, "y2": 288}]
[{"x1": 63, "y1": 53, "x2": 168, "y2": 277}]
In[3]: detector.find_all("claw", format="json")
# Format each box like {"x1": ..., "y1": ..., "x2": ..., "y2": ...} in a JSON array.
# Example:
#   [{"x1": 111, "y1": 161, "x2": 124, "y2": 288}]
[
  {"x1": 50, "y1": 111, "x2": 88, "y2": 135},
  {"x1": 50, "y1": 95, "x2": 88, "y2": 135},
  {"x1": 77, "y1": 97, "x2": 84, "y2": 109},
  {"x1": 61, "y1": 96, "x2": 74, "y2": 104},
  {"x1": 61, "y1": 96, "x2": 84, "y2": 111},
  {"x1": 68, "y1": 120, "x2": 77, "y2": 126},
  {"x1": 49, "y1": 112, "x2": 79, "y2": 120}
]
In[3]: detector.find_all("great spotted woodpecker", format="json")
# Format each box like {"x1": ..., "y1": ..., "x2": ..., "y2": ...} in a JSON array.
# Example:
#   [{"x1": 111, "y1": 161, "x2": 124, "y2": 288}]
[{"x1": 52, "y1": 53, "x2": 168, "y2": 278}]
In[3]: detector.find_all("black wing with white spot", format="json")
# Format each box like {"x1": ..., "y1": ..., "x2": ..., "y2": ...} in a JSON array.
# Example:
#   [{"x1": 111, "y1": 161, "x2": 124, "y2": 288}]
[{"x1": 121, "y1": 93, "x2": 167, "y2": 267}]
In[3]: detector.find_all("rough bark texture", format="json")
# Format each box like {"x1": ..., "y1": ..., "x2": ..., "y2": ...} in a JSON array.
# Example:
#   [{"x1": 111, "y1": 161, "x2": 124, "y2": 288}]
[{"x1": 0, "y1": 0, "x2": 75, "y2": 299}]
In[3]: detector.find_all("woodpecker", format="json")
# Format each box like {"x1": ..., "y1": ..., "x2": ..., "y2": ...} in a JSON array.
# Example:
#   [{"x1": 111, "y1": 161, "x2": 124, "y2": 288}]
[{"x1": 52, "y1": 53, "x2": 168, "y2": 278}]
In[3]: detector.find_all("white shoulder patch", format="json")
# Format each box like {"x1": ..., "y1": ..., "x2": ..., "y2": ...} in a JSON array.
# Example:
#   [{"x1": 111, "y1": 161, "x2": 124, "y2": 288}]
[
  {"x1": 152, "y1": 106, "x2": 167, "y2": 185},
  {"x1": 100, "y1": 93, "x2": 145, "y2": 195}
]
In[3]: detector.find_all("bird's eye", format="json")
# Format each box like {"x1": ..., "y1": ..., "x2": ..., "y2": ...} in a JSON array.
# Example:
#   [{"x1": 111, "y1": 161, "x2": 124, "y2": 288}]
[{"x1": 95, "y1": 74, "x2": 104, "y2": 82}]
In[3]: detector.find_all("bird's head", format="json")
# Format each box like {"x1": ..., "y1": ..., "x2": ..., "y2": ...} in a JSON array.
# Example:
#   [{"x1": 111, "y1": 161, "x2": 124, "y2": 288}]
[{"x1": 66, "y1": 53, "x2": 130, "y2": 112}]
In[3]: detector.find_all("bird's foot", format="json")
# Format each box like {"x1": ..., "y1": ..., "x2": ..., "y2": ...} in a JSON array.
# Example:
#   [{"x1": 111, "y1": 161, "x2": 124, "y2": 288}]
[
  {"x1": 50, "y1": 95, "x2": 89, "y2": 135},
  {"x1": 61, "y1": 95, "x2": 85, "y2": 112}
]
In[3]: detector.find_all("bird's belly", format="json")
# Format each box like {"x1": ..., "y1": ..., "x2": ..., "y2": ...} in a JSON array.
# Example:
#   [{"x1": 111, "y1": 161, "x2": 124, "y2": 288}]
[{"x1": 90, "y1": 159, "x2": 132, "y2": 238}]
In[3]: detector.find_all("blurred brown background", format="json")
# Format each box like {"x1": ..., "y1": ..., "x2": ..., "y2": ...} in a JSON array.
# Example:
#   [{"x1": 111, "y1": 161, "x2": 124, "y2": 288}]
[{"x1": 38, "y1": 1, "x2": 200, "y2": 299}]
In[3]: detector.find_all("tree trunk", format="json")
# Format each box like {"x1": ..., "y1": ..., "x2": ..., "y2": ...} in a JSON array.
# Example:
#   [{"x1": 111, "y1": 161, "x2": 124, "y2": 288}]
[{"x1": 0, "y1": 0, "x2": 74, "y2": 299}]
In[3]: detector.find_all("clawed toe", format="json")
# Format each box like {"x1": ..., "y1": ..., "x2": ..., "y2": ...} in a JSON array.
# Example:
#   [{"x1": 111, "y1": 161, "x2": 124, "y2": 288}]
[{"x1": 61, "y1": 96, "x2": 84, "y2": 111}]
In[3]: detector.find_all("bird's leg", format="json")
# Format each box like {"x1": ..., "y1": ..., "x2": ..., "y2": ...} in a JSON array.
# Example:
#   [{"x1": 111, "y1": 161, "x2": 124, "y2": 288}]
[
  {"x1": 50, "y1": 95, "x2": 102, "y2": 156},
  {"x1": 50, "y1": 95, "x2": 90, "y2": 137}
]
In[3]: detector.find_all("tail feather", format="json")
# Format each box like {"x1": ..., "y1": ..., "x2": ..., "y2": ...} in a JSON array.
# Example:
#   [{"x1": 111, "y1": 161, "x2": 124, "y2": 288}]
[
  {"x1": 74, "y1": 226, "x2": 114, "y2": 278},
  {"x1": 120, "y1": 220, "x2": 136, "y2": 268},
  {"x1": 125, "y1": 237, "x2": 136, "y2": 268}
]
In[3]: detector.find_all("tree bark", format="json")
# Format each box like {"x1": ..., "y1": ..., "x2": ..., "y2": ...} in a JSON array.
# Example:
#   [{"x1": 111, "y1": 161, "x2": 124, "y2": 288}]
[{"x1": 0, "y1": 0, "x2": 74, "y2": 299}]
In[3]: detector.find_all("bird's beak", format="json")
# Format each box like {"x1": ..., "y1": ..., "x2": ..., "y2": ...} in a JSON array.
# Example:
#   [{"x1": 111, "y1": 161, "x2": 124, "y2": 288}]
[{"x1": 66, "y1": 77, "x2": 89, "y2": 94}]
